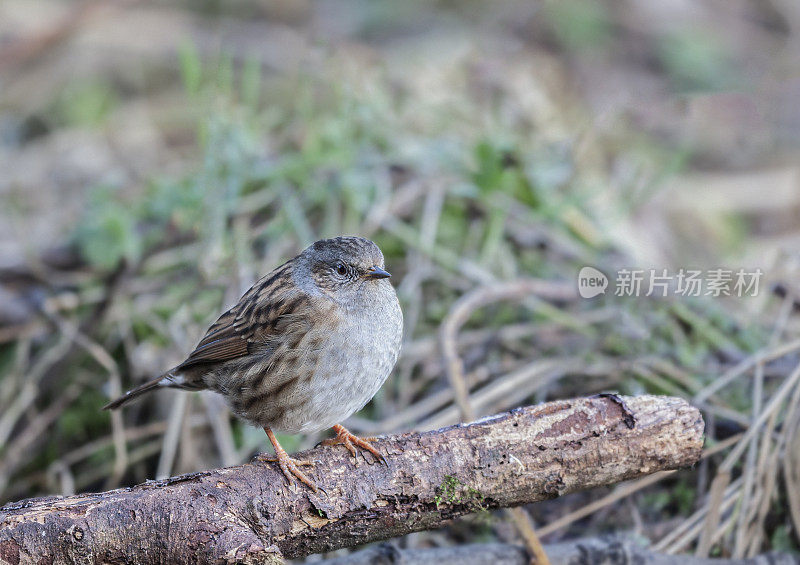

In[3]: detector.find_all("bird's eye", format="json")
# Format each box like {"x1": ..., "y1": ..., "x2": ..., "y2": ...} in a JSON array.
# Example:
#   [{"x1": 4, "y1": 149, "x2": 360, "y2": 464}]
[{"x1": 336, "y1": 263, "x2": 347, "y2": 276}]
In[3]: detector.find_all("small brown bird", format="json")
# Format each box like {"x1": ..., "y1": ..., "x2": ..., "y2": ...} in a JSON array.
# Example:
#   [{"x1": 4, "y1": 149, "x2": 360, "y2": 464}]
[{"x1": 104, "y1": 236, "x2": 403, "y2": 491}]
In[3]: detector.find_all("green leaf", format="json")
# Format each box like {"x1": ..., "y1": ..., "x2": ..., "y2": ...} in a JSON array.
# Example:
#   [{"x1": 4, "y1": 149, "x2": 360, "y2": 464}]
[{"x1": 179, "y1": 40, "x2": 203, "y2": 97}]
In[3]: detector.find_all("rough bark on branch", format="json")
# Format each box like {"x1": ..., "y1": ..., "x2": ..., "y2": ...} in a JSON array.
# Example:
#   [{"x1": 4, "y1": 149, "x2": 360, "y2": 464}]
[{"x1": 0, "y1": 395, "x2": 704, "y2": 564}]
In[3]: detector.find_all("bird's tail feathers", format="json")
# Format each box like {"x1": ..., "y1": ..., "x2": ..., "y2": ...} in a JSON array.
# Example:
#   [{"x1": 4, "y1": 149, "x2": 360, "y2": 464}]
[{"x1": 103, "y1": 371, "x2": 190, "y2": 410}]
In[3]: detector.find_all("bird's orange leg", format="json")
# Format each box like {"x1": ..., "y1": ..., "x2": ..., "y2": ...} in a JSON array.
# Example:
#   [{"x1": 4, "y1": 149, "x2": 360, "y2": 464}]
[
  {"x1": 320, "y1": 424, "x2": 385, "y2": 464},
  {"x1": 258, "y1": 427, "x2": 317, "y2": 492}
]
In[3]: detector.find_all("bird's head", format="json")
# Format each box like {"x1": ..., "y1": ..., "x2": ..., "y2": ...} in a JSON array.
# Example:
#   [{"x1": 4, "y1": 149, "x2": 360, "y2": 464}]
[{"x1": 298, "y1": 236, "x2": 394, "y2": 306}]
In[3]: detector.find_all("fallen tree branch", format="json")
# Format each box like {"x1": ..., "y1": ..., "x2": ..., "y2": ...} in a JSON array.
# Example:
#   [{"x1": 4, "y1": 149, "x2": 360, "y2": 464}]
[{"x1": 0, "y1": 395, "x2": 704, "y2": 564}]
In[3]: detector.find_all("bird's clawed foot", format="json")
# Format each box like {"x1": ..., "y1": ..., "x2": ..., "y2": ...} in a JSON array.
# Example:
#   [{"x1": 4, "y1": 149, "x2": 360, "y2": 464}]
[
  {"x1": 261, "y1": 427, "x2": 318, "y2": 492},
  {"x1": 257, "y1": 451, "x2": 317, "y2": 492},
  {"x1": 320, "y1": 424, "x2": 386, "y2": 464}
]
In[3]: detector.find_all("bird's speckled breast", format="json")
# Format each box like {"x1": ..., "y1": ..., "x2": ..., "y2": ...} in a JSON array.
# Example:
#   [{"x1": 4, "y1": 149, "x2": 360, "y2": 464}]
[{"x1": 272, "y1": 282, "x2": 402, "y2": 434}]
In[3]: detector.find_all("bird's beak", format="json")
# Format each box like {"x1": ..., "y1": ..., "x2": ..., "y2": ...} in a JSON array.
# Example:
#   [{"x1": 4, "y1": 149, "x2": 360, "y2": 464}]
[{"x1": 365, "y1": 266, "x2": 391, "y2": 279}]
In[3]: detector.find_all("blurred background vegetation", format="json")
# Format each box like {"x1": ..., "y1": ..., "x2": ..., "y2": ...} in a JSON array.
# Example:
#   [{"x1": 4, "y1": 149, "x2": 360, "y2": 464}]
[{"x1": 1, "y1": 0, "x2": 800, "y2": 561}]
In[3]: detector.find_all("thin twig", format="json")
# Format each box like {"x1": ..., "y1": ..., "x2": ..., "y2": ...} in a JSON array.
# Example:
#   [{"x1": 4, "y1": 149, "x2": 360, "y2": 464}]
[{"x1": 439, "y1": 279, "x2": 576, "y2": 421}]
